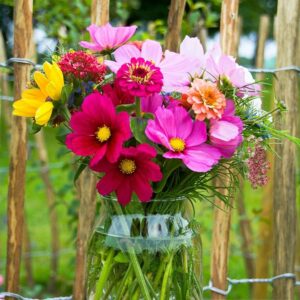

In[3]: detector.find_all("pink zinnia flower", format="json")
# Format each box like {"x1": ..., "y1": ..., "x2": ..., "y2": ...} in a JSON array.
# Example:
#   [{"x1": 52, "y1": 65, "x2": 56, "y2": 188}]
[
  {"x1": 102, "y1": 81, "x2": 135, "y2": 106},
  {"x1": 187, "y1": 78, "x2": 226, "y2": 121},
  {"x1": 90, "y1": 144, "x2": 163, "y2": 205},
  {"x1": 66, "y1": 92, "x2": 131, "y2": 165},
  {"x1": 105, "y1": 40, "x2": 195, "y2": 93},
  {"x1": 79, "y1": 23, "x2": 137, "y2": 53},
  {"x1": 145, "y1": 106, "x2": 221, "y2": 172},
  {"x1": 116, "y1": 57, "x2": 163, "y2": 97},
  {"x1": 58, "y1": 50, "x2": 106, "y2": 83},
  {"x1": 209, "y1": 100, "x2": 243, "y2": 158}
]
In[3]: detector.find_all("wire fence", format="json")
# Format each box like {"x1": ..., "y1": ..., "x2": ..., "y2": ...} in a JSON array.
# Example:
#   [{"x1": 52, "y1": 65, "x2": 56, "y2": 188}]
[{"x1": 0, "y1": 273, "x2": 299, "y2": 299}]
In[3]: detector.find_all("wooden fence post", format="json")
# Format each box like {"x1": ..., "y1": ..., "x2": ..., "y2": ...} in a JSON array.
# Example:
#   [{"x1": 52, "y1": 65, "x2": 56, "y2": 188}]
[
  {"x1": 6, "y1": 0, "x2": 32, "y2": 295},
  {"x1": 273, "y1": 0, "x2": 299, "y2": 299},
  {"x1": 210, "y1": 1, "x2": 239, "y2": 299},
  {"x1": 253, "y1": 14, "x2": 272, "y2": 300},
  {"x1": 72, "y1": 2, "x2": 110, "y2": 299},
  {"x1": 165, "y1": 0, "x2": 186, "y2": 52}
]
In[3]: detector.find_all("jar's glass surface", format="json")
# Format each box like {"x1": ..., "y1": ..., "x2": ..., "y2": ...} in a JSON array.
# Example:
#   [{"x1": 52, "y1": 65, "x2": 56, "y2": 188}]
[{"x1": 86, "y1": 197, "x2": 203, "y2": 300}]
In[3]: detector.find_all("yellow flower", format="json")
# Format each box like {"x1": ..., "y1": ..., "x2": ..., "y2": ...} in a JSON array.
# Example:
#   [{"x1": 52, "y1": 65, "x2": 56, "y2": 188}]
[{"x1": 13, "y1": 62, "x2": 64, "y2": 125}]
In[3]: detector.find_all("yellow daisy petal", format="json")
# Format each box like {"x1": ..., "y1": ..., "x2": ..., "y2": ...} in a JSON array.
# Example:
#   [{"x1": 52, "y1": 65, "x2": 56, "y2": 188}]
[
  {"x1": 13, "y1": 99, "x2": 42, "y2": 117},
  {"x1": 52, "y1": 62, "x2": 64, "y2": 90},
  {"x1": 34, "y1": 72, "x2": 49, "y2": 96},
  {"x1": 21, "y1": 88, "x2": 46, "y2": 102},
  {"x1": 35, "y1": 102, "x2": 54, "y2": 125},
  {"x1": 46, "y1": 82, "x2": 61, "y2": 101}
]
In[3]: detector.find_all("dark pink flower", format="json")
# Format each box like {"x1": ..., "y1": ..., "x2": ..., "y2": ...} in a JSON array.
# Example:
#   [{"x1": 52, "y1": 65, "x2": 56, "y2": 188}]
[
  {"x1": 79, "y1": 23, "x2": 137, "y2": 52},
  {"x1": 58, "y1": 51, "x2": 106, "y2": 82},
  {"x1": 90, "y1": 144, "x2": 163, "y2": 206},
  {"x1": 146, "y1": 106, "x2": 221, "y2": 172},
  {"x1": 116, "y1": 57, "x2": 163, "y2": 97},
  {"x1": 209, "y1": 100, "x2": 243, "y2": 158},
  {"x1": 66, "y1": 92, "x2": 131, "y2": 165},
  {"x1": 141, "y1": 93, "x2": 163, "y2": 114},
  {"x1": 102, "y1": 81, "x2": 135, "y2": 106}
]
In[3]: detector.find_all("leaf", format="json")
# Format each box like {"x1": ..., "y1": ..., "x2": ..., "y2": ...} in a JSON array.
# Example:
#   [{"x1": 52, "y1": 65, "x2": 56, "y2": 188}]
[
  {"x1": 116, "y1": 104, "x2": 136, "y2": 113},
  {"x1": 74, "y1": 157, "x2": 89, "y2": 183},
  {"x1": 130, "y1": 117, "x2": 149, "y2": 144},
  {"x1": 56, "y1": 132, "x2": 68, "y2": 145},
  {"x1": 114, "y1": 252, "x2": 129, "y2": 263},
  {"x1": 153, "y1": 159, "x2": 182, "y2": 193},
  {"x1": 61, "y1": 84, "x2": 73, "y2": 105},
  {"x1": 31, "y1": 122, "x2": 43, "y2": 134}
]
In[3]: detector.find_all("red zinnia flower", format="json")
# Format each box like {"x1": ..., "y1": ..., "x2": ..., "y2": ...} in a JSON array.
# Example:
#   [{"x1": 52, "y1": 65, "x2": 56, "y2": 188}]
[
  {"x1": 58, "y1": 50, "x2": 106, "y2": 83},
  {"x1": 66, "y1": 92, "x2": 131, "y2": 165},
  {"x1": 90, "y1": 144, "x2": 163, "y2": 206},
  {"x1": 116, "y1": 57, "x2": 163, "y2": 97}
]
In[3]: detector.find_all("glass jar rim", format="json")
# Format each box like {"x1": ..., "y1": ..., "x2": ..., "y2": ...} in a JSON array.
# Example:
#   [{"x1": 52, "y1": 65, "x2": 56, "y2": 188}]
[{"x1": 100, "y1": 195, "x2": 187, "y2": 203}]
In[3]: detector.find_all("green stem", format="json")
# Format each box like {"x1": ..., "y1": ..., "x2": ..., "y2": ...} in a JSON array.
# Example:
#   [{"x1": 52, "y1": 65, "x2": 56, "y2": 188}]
[
  {"x1": 112, "y1": 201, "x2": 151, "y2": 300},
  {"x1": 160, "y1": 254, "x2": 174, "y2": 300},
  {"x1": 135, "y1": 97, "x2": 141, "y2": 117},
  {"x1": 94, "y1": 249, "x2": 115, "y2": 300}
]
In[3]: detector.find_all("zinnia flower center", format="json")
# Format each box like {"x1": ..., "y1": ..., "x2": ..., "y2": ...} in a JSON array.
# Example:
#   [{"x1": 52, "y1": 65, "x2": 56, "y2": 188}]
[
  {"x1": 96, "y1": 125, "x2": 111, "y2": 142},
  {"x1": 170, "y1": 137, "x2": 185, "y2": 152},
  {"x1": 129, "y1": 63, "x2": 153, "y2": 84},
  {"x1": 119, "y1": 159, "x2": 136, "y2": 175}
]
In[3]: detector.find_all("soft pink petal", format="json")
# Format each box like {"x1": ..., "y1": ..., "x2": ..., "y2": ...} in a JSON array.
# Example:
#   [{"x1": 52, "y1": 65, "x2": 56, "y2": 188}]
[
  {"x1": 145, "y1": 122, "x2": 171, "y2": 149},
  {"x1": 210, "y1": 120, "x2": 239, "y2": 142},
  {"x1": 86, "y1": 24, "x2": 98, "y2": 42},
  {"x1": 141, "y1": 93, "x2": 163, "y2": 114},
  {"x1": 141, "y1": 40, "x2": 163, "y2": 64},
  {"x1": 172, "y1": 106, "x2": 193, "y2": 139},
  {"x1": 114, "y1": 44, "x2": 141, "y2": 64},
  {"x1": 223, "y1": 100, "x2": 235, "y2": 116},
  {"x1": 185, "y1": 121, "x2": 207, "y2": 147},
  {"x1": 79, "y1": 41, "x2": 102, "y2": 51},
  {"x1": 163, "y1": 151, "x2": 186, "y2": 159}
]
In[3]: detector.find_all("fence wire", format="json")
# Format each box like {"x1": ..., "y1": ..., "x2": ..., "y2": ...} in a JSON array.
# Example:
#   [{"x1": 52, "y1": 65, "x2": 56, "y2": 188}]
[{"x1": 0, "y1": 273, "x2": 299, "y2": 299}]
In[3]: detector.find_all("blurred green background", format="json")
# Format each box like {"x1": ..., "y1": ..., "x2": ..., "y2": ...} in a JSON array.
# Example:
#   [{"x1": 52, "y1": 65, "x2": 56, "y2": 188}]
[{"x1": 0, "y1": 0, "x2": 299, "y2": 299}]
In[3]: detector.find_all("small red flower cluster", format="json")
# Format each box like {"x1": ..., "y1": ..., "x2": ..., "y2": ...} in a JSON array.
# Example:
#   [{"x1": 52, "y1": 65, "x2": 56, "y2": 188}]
[
  {"x1": 247, "y1": 139, "x2": 270, "y2": 188},
  {"x1": 58, "y1": 51, "x2": 106, "y2": 83}
]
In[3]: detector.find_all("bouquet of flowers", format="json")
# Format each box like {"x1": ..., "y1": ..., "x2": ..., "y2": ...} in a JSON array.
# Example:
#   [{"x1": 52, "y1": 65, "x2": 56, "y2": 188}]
[{"x1": 12, "y1": 23, "x2": 297, "y2": 300}]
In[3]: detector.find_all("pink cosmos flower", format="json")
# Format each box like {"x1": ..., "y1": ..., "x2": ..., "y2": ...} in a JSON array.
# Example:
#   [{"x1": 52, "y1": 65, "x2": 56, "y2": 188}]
[
  {"x1": 79, "y1": 23, "x2": 137, "y2": 52},
  {"x1": 116, "y1": 57, "x2": 163, "y2": 97},
  {"x1": 66, "y1": 92, "x2": 131, "y2": 165},
  {"x1": 90, "y1": 144, "x2": 163, "y2": 206},
  {"x1": 209, "y1": 100, "x2": 243, "y2": 158},
  {"x1": 205, "y1": 44, "x2": 260, "y2": 95},
  {"x1": 141, "y1": 93, "x2": 163, "y2": 114},
  {"x1": 145, "y1": 106, "x2": 221, "y2": 172},
  {"x1": 105, "y1": 40, "x2": 194, "y2": 93},
  {"x1": 102, "y1": 81, "x2": 135, "y2": 106}
]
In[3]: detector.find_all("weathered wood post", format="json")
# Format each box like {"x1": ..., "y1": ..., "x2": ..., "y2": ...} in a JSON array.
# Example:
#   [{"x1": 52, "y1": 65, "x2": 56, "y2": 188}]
[
  {"x1": 210, "y1": 1, "x2": 239, "y2": 299},
  {"x1": 165, "y1": 0, "x2": 186, "y2": 51},
  {"x1": 6, "y1": 0, "x2": 33, "y2": 295},
  {"x1": 253, "y1": 14, "x2": 272, "y2": 300},
  {"x1": 72, "y1": 1, "x2": 110, "y2": 299},
  {"x1": 273, "y1": 0, "x2": 299, "y2": 299}
]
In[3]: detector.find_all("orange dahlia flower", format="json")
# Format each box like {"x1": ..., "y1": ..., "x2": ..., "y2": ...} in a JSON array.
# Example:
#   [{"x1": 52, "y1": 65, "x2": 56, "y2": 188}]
[{"x1": 187, "y1": 78, "x2": 226, "y2": 121}]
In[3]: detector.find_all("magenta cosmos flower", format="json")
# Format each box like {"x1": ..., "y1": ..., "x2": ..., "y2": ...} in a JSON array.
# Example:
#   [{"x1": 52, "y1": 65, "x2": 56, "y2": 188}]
[
  {"x1": 90, "y1": 144, "x2": 163, "y2": 206},
  {"x1": 79, "y1": 23, "x2": 137, "y2": 52},
  {"x1": 209, "y1": 100, "x2": 243, "y2": 158},
  {"x1": 146, "y1": 106, "x2": 221, "y2": 172},
  {"x1": 105, "y1": 40, "x2": 194, "y2": 93},
  {"x1": 66, "y1": 92, "x2": 131, "y2": 165}
]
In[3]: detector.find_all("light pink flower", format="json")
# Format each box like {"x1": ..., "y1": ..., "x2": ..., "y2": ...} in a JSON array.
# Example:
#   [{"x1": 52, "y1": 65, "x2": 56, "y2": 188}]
[
  {"x1": 105, "y1": 40, "x2": 194, "y2": 93},
  {"x1": 0, "y1": 274, "x2": 4, "y2": 286},
  {"x1": 209, "y1": 100, "x2": 243, "y2": 158},
  {"x1": 145, "y1": 106, "x2": 221, "y2": 172},
  {"x1": 79, "y1": 23, "x2": 137, "y2": 52},
  {"x1": 205, "y1": 44, "x2": 260, "y2": 95}
]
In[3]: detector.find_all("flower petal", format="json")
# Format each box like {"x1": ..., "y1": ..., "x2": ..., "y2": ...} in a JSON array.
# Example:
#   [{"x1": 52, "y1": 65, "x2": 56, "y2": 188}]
[
  {"x1": 141, "y1": 40, "x2": 163, "y2": 64},
  {"x1": 35, "y1": 101, "x2": 53, "y2": 125}
]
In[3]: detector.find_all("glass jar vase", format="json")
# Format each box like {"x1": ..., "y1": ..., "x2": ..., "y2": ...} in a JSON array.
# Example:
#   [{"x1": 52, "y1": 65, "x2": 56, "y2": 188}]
[{"x1": 86, "y1": 197, "x2": 203, "y2": 300}]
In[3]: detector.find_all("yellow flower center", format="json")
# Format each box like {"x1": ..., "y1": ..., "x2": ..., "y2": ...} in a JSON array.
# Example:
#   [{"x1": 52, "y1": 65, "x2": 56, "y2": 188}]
[
  {"x1": 170, "y1": 137, "x2": 185, "y2": 152},
  {"x1": 96, "y1": 125, "x2": 111, "y2": 142},
  {"x1": 119, "y1": 159, "x2": 136, "y2": 175}
]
